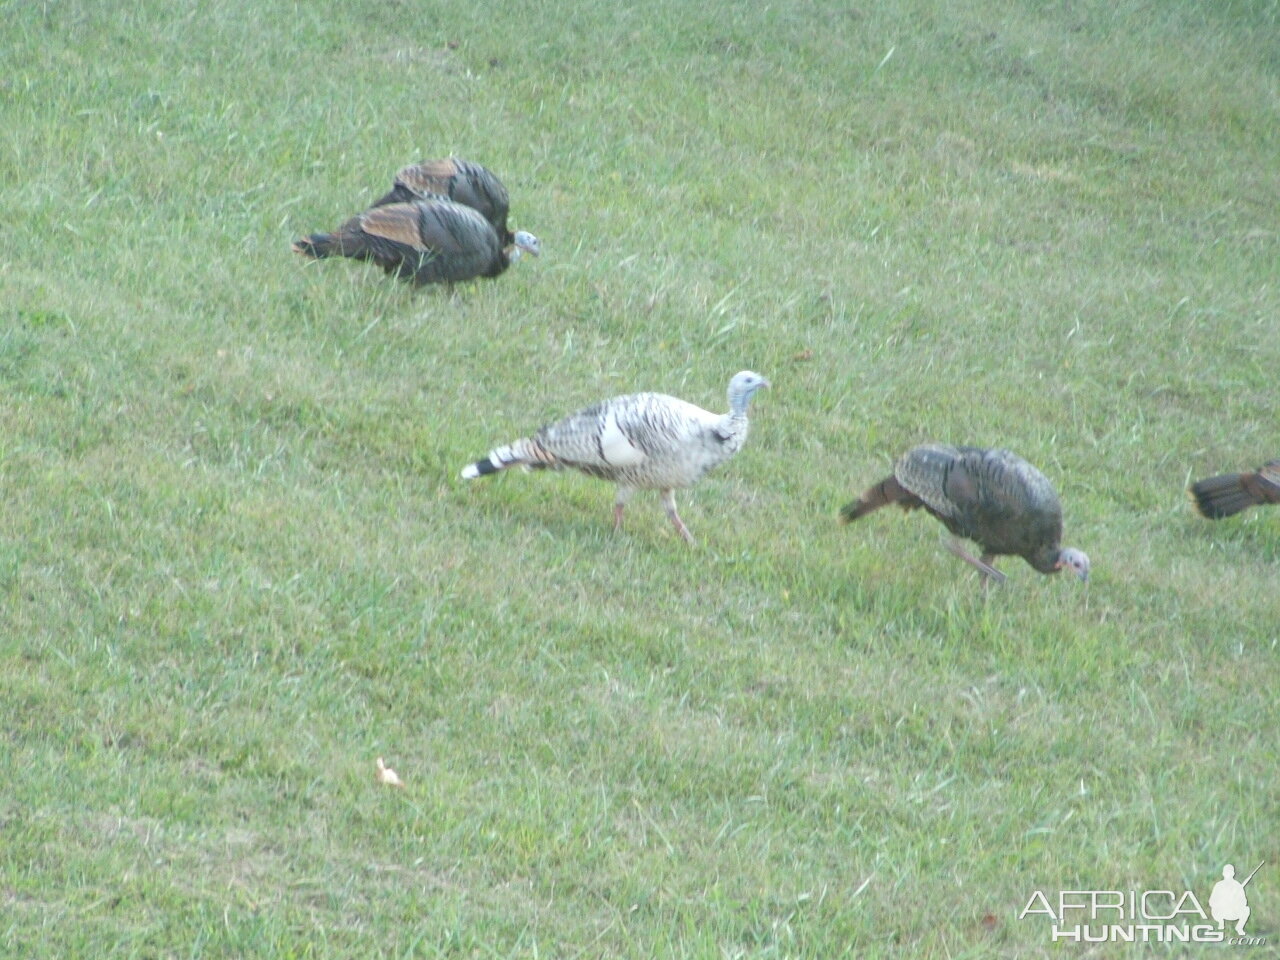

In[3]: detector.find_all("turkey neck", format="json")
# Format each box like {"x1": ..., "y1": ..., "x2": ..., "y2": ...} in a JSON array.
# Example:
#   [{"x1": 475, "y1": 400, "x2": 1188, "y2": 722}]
[{"x1": 1028, "y1": 544, "x2": 1064, "y2": 575}]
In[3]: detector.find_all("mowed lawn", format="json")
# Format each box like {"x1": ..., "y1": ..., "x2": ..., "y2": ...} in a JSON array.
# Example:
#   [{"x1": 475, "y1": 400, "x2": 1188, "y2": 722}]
[{"x1": 1, "y1": 0, "x2": 1277, "y2": 956}]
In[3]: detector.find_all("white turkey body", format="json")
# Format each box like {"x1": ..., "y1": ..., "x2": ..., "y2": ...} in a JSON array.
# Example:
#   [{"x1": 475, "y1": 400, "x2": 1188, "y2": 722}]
[
  {"x1": 461, "y1": 371, "x2": 770, "y2": 544},
  {"x1": 525, "y1": 392, "x2": 752, "y2": 486}
]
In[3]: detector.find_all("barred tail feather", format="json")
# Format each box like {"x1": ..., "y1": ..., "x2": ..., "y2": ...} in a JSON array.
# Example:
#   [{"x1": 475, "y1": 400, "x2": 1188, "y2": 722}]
[
  {"x1": 460, "y1": 437, "x2": 557, "y2": 480},
  {"x1": 1190, "y1": 473, "x2": 1256, "y2": 519},
  {"x1": 840, "y1": 475, "x2": 908, "y2": 523},
  {"x1": 460, "y1": 460, "x2": 490, "y2": 479}
]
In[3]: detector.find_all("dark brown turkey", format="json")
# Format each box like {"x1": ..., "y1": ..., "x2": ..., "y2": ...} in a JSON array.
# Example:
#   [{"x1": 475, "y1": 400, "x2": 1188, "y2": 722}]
[
  {"x1": 371, "y1": 157, "x2": 516, "y2": 244},
  {"x1": 1190, "y1": 460, "x2": 1280, "y2": 519},
  {"x1": 292, "y1": 197, "x2": 539, "y2": 287},
  {"x1": 840, "y1": 443, "x2": 1090, "y2": 584}
]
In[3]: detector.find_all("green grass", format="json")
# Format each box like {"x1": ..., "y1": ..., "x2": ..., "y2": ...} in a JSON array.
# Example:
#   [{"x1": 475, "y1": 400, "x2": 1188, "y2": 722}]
[{"x1": 2, "y1": 0, "x2": 1278, "y2": 955}]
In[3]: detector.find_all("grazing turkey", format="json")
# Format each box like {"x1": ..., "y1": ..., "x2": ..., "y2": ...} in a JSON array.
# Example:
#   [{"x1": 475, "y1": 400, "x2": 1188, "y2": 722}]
[
  {"x1": 292, "y1": 197, "x2": 539, "y2": 287},
  {"x1": 840, "y1": 444, "x2": 1090, "y2": 583},
  {"x1": 460, "y1": 371, "x2": 770, "y2": 544},
  {"x1": 1190, "y1": 460, "x2": 1280, "y2": 519},
  {"x1": 371, "y1": 157, "x2": 516, "y2": 243}
]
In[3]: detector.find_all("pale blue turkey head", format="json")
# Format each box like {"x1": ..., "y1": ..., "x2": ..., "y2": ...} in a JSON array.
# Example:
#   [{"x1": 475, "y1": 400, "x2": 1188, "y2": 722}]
[
  {"x1": 511, "y1": 230, "x2": 540, "y2": 259},
  {"x1": 727, "y1": 370, "x2": 770, "y2": 414},
  {"x1": 1057, "y1": 547, "x2": 1090, "y2": 582}
]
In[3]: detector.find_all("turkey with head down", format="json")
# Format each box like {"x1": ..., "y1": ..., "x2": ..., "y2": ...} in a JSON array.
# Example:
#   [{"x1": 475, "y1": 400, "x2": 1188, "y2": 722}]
[
  {"x1": 292, "y1": 197, "x2": 539, "y2": 287},
  {"x1": 840, "y1": 443, "x2": 1090, "y2": 584}
]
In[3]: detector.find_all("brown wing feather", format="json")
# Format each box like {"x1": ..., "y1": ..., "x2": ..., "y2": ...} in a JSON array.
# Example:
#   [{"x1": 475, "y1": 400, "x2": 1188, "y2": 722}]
[
  {"x1": 893, "y1": 443, "x2": 966, "y2": 521},
  {"x1": 396, "y1": 159, "x2": 461, "y2": 195},
  {"x1": 357, "y1": 204, "x2": 430, "y2": 250}
]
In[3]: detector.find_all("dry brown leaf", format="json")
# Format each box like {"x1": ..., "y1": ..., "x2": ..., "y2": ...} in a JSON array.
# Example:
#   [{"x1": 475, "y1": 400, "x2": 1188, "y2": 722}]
[{"x1": 375, "y1": 757, "x2": 405, "y2": 788}]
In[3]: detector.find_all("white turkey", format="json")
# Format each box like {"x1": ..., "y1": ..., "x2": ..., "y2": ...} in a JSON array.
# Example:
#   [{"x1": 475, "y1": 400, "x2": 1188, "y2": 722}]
[
  {"x1": 460, "y1": 371, "x2": 770, "y2": 544},
  {"x1": 1190, "y1": 459, "x2": 1280, "y2": 519},
  {"x1": 840, "y1": 443, "x2": 1090, "y2": 583},
  {"x1": 292, "y1": 197, "x2": 539, "y2": 287},
  {"x1": 370, "y1": 157, "x2": 518, "y2": 245}
]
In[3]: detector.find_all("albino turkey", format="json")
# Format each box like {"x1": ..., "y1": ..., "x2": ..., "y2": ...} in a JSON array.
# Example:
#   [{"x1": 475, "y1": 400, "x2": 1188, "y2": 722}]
[
  {"x1": 460, "y1": 371, "x2": 770, "y2": 544},
  {"x1": 840, "y1": 443, "x2": 1090, "y2": 583},
  {"x1": 371, "y1": 157, "x2": 517, "y2": 244},
  {"x1": 292, "y1": 197, "x2": 539, "y2": 287},
  {"x1": 1190, "y1": 460, "x2": 1280, "y2": 518}
]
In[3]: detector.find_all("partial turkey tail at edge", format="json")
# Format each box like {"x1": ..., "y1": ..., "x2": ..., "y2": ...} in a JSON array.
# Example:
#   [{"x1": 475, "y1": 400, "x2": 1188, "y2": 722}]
[
  {"x1": 840, "y1": 475, "x2": 913, "y2": 523},
  {"x1": 292, "y1": 233, "x2": 339, "y2": 259},
  {"x1": 460, "y1": 437, "x2": 558, "y2": 480},
  {"x1": 1191, "y1": 471, "x2": 1265, "y2": 519}
]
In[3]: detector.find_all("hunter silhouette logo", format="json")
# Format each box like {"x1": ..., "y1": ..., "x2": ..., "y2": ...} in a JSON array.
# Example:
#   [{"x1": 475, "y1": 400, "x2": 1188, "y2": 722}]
[
  {"x1": 1210, "y1": 863, "x2": 1262, "y2": 936},
  {"x1": 1019, "y1": 861, "x2": 1267, "y2": 945}
]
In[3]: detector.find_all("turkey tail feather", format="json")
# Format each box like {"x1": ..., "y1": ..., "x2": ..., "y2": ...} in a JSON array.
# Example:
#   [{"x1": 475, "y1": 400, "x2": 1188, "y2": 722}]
[
  {"x1": 461, "y1": 437, "x2": 558, "y2": 480},
  {"x1": 840, "y1": 475, "x2": 911, "y2": 523},
  {"x1": 1191, "y1": 472, "x2": 1262, "y2": 519},
  {"x1": 370, "y1": 184, "x2": 419, "y2": 208},
  {"x1": 292, "y1": 233, "x2": 338, "y2": 258},
  {"x1": 461, "y1": 456, "x2": 504, "y2": 479}
]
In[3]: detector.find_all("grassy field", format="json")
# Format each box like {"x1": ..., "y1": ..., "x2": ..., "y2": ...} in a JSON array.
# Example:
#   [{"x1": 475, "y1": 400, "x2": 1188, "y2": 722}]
[{"x1": 2, "y1": 0, "x2": 1278, "y2": 955}]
